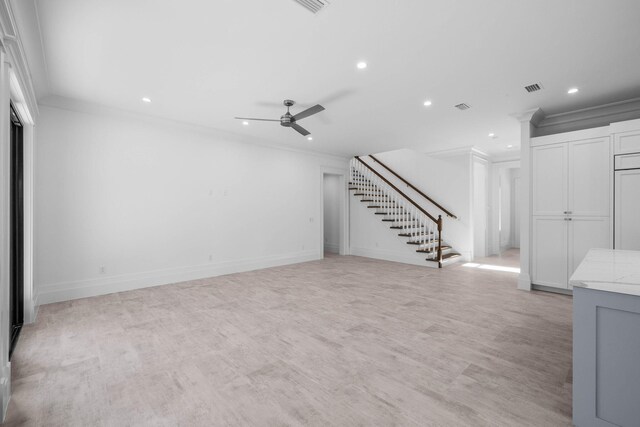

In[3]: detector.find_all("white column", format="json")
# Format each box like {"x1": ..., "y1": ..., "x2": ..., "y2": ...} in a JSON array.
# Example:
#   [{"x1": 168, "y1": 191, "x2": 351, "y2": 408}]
[{"x1": 514, "y1": 108, "x2": 544, "y2": 291}]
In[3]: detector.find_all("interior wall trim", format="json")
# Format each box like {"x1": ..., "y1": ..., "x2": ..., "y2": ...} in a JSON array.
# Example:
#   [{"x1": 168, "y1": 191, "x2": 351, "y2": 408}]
[
  {"x1": 534, "y1": 97, "x2": 640, "y2": 137},
  {"x1": 425, "y1": 145, "x2": 489, "y2": 159},
  {"x1": 0, "y1": 1, "x2": 38, "y2": 121},
  {"x1": 37, "y1": 250, "x2": 322, "y2": 305}
]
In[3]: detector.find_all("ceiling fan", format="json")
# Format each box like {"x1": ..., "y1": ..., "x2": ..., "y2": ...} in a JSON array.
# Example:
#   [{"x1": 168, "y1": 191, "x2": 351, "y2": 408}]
[{"x1": 235, "y1": 99, "x2": 325, "y2": 136}]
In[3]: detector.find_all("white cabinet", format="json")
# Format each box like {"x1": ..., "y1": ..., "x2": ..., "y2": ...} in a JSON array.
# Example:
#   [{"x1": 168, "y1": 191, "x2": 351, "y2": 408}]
[
  {"x1": 532, "y1": 217, "x2": 568, "y2": 288},
  {"x1": 614, "y1": 129, "x2": 640, "y2": 154},
  {"x1": 569, "y1": 138, "x2": 611, "y2": 216},
  {"x1": 531, "y1": 129, "x2": 612, "y2": 290},
  {"x1": 568, "y1": 217, "x2": 610, "y2": 287},
  {"x1": 612, "y1": 118, "x2": 640, "y2": 155},
  {"x1": 615, "y1": 168, "x2": 640, "y2": 250},
  {"x1": 533, "y1": 137, "x2": 610, "y2": 217},
  {"x1": 532, "y1": 144, "x2": 567, "y2": 215},
  {"x1": 532, "y1": 216, "x2": 609, "y2": 290}
]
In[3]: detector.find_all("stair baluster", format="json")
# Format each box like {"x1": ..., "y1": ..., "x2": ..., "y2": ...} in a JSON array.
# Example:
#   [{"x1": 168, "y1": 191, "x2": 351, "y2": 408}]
[{"x1": 349, "y1": 156, "x2": 460, "y2": 267}]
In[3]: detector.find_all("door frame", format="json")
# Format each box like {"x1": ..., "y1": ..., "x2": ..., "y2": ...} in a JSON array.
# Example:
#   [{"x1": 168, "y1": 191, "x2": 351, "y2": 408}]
[
  {"x1": 319, "y1": 166, "x2": 350, "y2": 257},
  {"x1": 471, "y1": 155, "x2": 490, "y2": 259},
  {"x1": 8, "y1": 103, "x2": 23, "y2": 360}
]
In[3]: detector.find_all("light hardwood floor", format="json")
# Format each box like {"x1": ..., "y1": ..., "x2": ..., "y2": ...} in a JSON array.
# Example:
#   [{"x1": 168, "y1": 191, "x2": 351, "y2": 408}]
[{"x1": 5, "y1": 253, "x2": 572, "y2": 426}]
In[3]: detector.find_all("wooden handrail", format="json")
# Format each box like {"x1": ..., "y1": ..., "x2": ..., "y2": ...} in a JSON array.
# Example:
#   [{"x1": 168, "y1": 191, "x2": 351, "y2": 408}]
[
  {"x1": 369, "y1": 154, "x2": 457, "y2": 219},
  {"x1": 355, "y1": 156, "x2": 439, "y2": 224}
]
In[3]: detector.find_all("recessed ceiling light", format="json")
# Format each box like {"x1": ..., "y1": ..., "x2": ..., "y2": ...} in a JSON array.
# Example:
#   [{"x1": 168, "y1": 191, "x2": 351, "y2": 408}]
[
  {"x1": 488, "y1": 133, "x2": 495, "y2": 138},
  {"x1": 242, "y1": 121, "x2": 249, "y2": 126},
  {"x1": 423, "y1": 100, "x2": 432, "y2": 107},
  {"x1": 568, "y1": 87, "x2": 579, "y2": 94},
  {"x1": 507, "y1": 145, "x2": 514, "y2": 148},
  {"x1": 141, "y1": 97, "x2": 151, "y2": 103},
  {"x1": 307, "y1": 136, "x2": 313, "y2": 141},
  {"x1": 356, "y1": 61, "x2": 367, "y2": 70}
]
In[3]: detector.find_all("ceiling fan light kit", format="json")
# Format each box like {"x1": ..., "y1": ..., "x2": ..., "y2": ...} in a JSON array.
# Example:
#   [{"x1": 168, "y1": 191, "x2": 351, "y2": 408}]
[{"x1": 235, "y1": 99, "x2": 325, "y2": 137}]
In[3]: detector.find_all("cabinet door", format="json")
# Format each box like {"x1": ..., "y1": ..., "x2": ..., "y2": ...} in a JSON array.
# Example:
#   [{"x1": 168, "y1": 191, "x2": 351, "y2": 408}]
[
  {"x1": 568, "y1": 217, "x2": 611, "y2": 287},
  {"x1": 533, "y1": 144, "x2": 568, "y2": 216},
  {"x1": 569, "y1": 137, "x2": 611, "y2": 216},
  {"x1": 615, "y1": 169, "x2": 640, "y2": 250},
  {"x1": 532, "y1": 217, "x2": 568, "y2": 289},
  {"x1": 614, "y1": 129, "x2": 640, "y2": 155}
]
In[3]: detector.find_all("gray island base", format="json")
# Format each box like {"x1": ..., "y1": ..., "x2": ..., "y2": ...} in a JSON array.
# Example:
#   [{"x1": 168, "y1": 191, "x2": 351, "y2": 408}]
[{"x1": 571, "y1": 249, "x2": 640, "y2": 427}]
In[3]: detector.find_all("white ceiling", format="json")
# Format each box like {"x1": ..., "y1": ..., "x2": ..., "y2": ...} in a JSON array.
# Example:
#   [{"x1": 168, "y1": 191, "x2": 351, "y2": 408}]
[{"x1": 12, "y1": 0, "x2": 640, "y2": 157}]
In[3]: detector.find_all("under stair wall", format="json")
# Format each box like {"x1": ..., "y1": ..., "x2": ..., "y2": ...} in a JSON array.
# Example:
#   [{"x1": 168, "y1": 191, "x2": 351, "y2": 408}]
[{"x1": 350, "y1": 148, "x2": 473, "y2": 262}]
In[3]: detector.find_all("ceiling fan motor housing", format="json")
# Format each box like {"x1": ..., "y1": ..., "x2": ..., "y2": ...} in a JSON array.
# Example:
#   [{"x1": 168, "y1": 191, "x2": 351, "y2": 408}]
[
  {"x1": 280, "y1": 113, "x2": 293, "y2": 127},
  {"x1": 281, "y1": 100, "x2": 295, "y2": 126}
]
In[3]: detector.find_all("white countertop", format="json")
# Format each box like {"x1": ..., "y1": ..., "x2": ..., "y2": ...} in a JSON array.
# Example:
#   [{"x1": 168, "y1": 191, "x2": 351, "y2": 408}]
[{"x1": 570, "y1": 248, "x2": 640, "y2": 297}]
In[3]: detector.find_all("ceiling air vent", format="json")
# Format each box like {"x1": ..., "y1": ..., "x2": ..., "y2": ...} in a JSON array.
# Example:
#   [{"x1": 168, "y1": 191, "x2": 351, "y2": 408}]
[
  {"x1": 454, "y1": 103, "x2": 471, "y2": 111},
  {"x1": 293, "y1": 0, "x2": 330, "y2": 14},
  {"x1": 524, "y1": 83, "x2": 543, "y2": 93}
]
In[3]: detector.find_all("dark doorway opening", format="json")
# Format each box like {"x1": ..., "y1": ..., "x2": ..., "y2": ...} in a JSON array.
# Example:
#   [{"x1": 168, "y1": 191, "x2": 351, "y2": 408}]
[{"x1": 9, "y1": 103, "x2": 24, "y2": 360}]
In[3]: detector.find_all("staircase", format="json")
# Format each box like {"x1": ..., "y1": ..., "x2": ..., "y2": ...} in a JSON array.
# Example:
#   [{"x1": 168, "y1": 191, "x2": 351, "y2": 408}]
[{"x1": 349, "y1": 156, "x2": 462, "y2": 268}]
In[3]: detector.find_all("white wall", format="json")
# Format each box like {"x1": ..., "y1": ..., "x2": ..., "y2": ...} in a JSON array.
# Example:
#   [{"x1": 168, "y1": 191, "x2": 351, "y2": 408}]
[
  {"x1": 349, "y1": 148, "x2": 473, "y2": 263},
  {"x1": 323, "y1": 174, "x2": 341, "y2": 253},
  {"x1": 34, "y1": 105, "x2": 347, "y2": 304}
]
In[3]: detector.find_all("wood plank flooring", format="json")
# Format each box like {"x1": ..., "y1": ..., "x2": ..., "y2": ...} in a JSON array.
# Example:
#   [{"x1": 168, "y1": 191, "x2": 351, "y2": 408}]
[{"x1": 4, "y1": 253, "x2": 572, "y2": 426}]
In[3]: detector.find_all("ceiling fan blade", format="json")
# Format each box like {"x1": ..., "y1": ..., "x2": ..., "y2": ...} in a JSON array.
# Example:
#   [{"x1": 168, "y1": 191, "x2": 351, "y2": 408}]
[
  {"x1": 234, "y1": 117, "x2": 280, "y2": 122},
  {"x1": 291, "y1": 123, "x2": 311, "y2": 136},
  {"x1": 292, "y1": 104, "x2": 325, "y2": 121}
]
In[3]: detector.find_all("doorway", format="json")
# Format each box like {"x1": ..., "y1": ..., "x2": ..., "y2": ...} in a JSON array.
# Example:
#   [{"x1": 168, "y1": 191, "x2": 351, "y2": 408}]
[
  {"x1": 487, "y1": 162, "x2": 521, "y2": 268},
  {"x1": 473, "y1": 157, "x2": 489, "y2": 258},
  {"x1": 323, "y1": 174, "x2": 342, "y2": 255},
  {"x1": 497, "y1": 167, "x2": 521, "y2": 254},
  {"x1": 9, "y1": 104, "x2": 24, "y2": 359}
]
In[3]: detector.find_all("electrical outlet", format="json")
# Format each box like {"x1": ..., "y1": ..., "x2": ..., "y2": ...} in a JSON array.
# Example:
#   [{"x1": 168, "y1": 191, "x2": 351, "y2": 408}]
[
  {"x1": 309, "y1": 217, "x2": 314, "y2": 223},
  {"x1": 100, "y1": 266, "x2": 105, "y2": 274}
]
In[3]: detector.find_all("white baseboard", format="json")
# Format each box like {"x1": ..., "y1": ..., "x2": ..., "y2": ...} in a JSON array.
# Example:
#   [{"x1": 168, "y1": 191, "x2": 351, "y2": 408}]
[
  {"x1": 350, "y1": 246, "x2": 439, "y2": 268},
  {"x1": 1, "y1": 363, "x2": 10, "y2": 423},
  {"x1": 518, "y1": 273, "x2": 532, "y2": 291},
  {"x1": 23, "y1": 291, "x2": 39, "y2": 325},
  {"x1": 37, "y1": 250, "x2": 321, "y2": 305}
]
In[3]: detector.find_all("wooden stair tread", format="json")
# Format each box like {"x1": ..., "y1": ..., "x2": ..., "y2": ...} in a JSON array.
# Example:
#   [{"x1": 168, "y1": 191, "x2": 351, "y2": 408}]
[
  {"x1": 416, "y1": 246, "x2": 450, "y2": 253},
  {"x1": 407, "y1": 240, "x2": 441, "y2": 245}
]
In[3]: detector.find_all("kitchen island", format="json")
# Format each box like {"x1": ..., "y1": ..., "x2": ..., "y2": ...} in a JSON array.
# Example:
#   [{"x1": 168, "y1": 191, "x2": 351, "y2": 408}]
[{"x1": 571, "y1": 248, "x2": 640, "y2": 427}]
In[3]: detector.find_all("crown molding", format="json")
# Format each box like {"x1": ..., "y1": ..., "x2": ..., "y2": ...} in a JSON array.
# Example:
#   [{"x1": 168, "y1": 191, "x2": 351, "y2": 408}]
[
  {"x1": 539, "y1": 97, "x2": 640, "y2": 127},
  {"x1": 533, "y1": 97, "x2": 640, "y2": 137},
  {"x1": 511, "y1": 108, "x2": 545, "y2": 126},
  {"x1": 38, "y1": 95, "x2": 350, "y2": 163},
  {"x1": 0, "y1": 0, "x2": 38, "y2": 120},
  {"x1": 425, "y1": 145, "x2": 490, "y2": 160}
]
